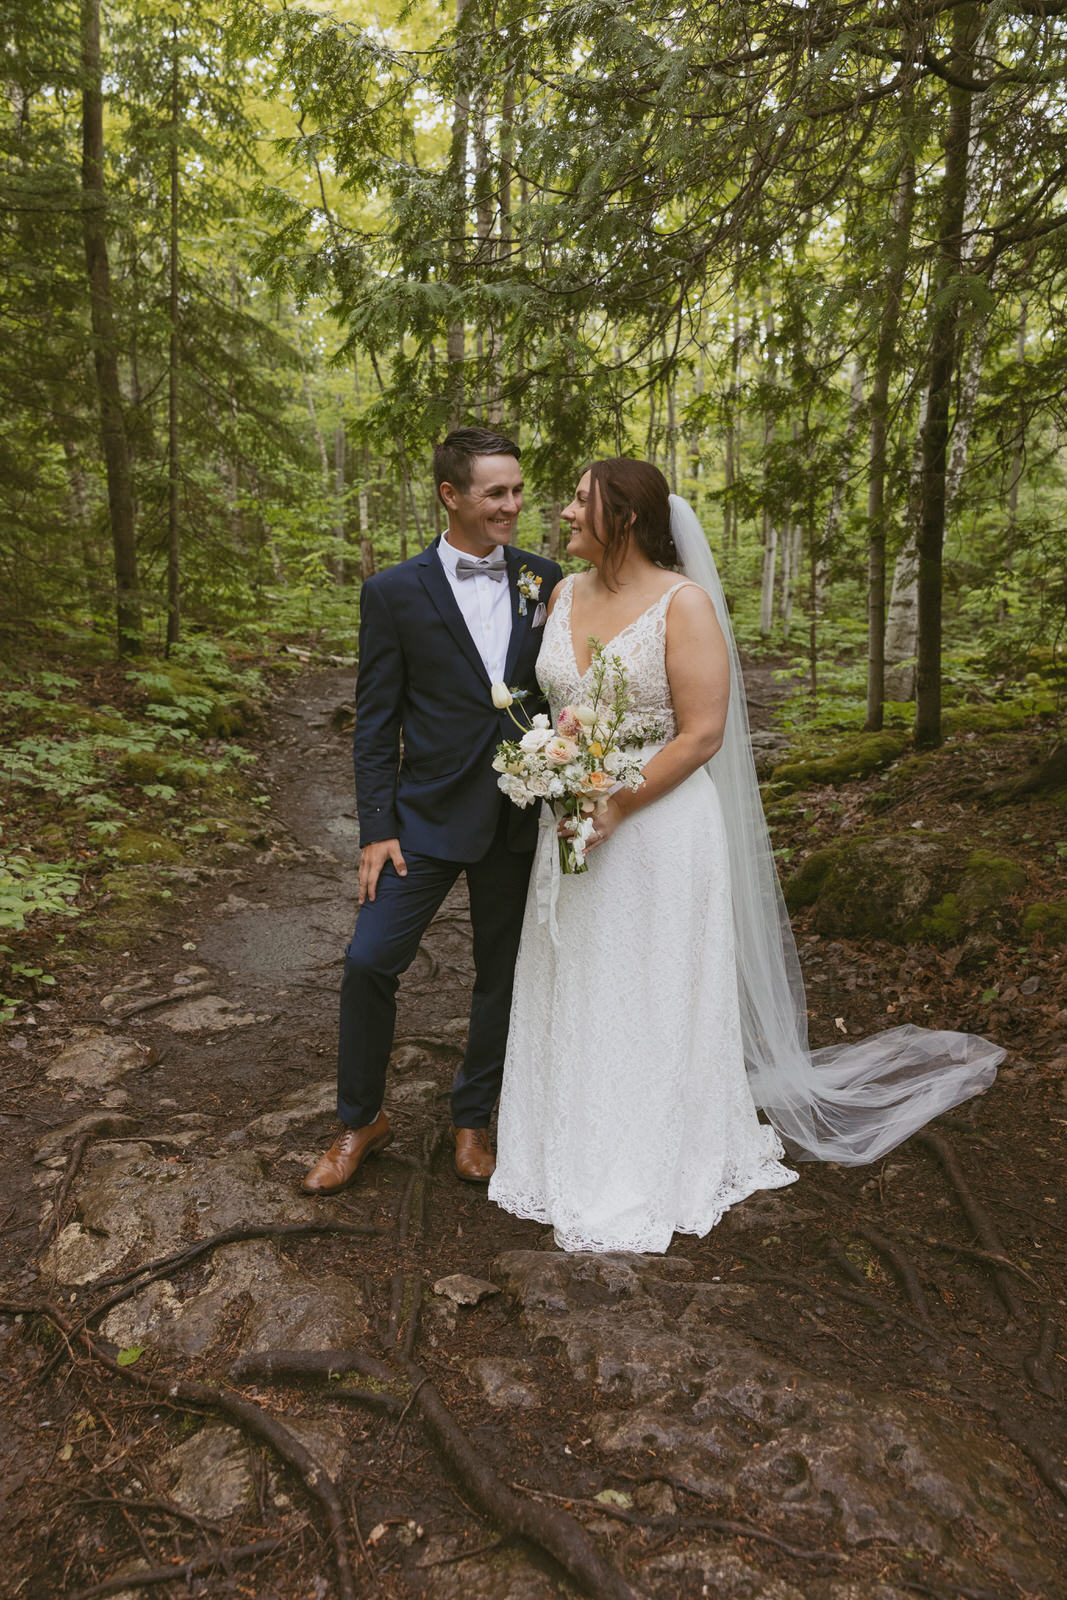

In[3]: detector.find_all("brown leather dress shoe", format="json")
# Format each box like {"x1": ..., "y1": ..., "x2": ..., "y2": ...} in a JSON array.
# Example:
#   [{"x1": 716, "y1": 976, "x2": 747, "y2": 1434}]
[
  {"x1": 453, "y1": 1125, "x2": 495, "y2": 1183},
  {"x1": 300, "y1": 1112, "x2": 393, "y2": 1196}
]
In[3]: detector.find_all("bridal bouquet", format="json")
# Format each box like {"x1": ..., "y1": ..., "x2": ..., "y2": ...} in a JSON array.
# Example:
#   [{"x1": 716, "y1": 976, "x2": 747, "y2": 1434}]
[{"x1": 491, "y1": 647, "x2": 657, "y2": 873}]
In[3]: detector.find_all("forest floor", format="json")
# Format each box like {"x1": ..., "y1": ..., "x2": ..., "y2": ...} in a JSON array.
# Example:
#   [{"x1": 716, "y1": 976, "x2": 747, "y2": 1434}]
[{"x1": 1, "y1": 660, "x2": 1065, "y2": 1600}]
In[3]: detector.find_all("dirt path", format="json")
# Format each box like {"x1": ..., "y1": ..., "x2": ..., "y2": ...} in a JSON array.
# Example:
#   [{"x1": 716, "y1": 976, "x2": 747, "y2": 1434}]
[{"x1": 1, "y1": 665, "x2": 1065, "y2": 1600}]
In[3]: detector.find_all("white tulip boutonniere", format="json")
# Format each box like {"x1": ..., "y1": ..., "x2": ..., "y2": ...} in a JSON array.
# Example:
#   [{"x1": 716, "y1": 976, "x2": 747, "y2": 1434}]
[{"x1": 516, "y1": 565, "x2": 542, "y2": 616}]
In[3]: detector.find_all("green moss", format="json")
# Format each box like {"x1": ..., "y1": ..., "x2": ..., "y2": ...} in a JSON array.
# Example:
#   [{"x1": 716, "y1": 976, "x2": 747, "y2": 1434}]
[
  {"x1": 1021, "y1": 902, "x2": 1067, "y2": 945},
  {"x1": 113, "y1": 829, "x2": 183, "y2": 865},
  {"x1": 130, "y1": 661, "x2": 260, "y2": 738},
  {"x1": 48, "y1": 703, "x2": 130, "y2": 736},
  {"x1": 771, "y1": 731, "x2": 909, "y2": 792},
  {"x1": 942, "y1": 704, "x2": 1028, "y2": 735},
  {"x1": 956, "y1": 850, "x2": 1027, "y2": 918},
  {"x1": 787, "y1": 832, "x2": 959, "y2": 941},
  {"x1": 784, "y1": 846, "x2": 842, "y2": 911},
  {"x1": 916, "y1": 893, "x2": 963, "y2": 944},
  {"x1": 888, "y1": 753, "x2": 939, "y2": 785},
  {"x1": 119, "y1": 750, "x2": 200, "y2": 789}
]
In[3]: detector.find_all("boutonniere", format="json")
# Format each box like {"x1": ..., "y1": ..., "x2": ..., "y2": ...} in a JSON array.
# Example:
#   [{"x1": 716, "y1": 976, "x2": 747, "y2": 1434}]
[{"x1": 516, "y1": 565, "x2": 543, "y2": 616}]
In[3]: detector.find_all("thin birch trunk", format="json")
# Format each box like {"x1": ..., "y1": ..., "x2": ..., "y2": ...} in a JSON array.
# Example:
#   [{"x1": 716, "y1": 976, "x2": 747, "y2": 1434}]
[
  {"x1": 446, "y1": 0, "x2": 470, "y2": 428},
  {"x1": 758, "y1": 293, "x2": 778, "y2": 636},
  {"x1": 81, "y1": 0, "x2": 141, "y2": 656},
  {"x1": 165, "y1": 34, "x2": 181, "y2": 650},
  {"x1": 332, "y1": 423, "x2": 346, "y2": 583}
]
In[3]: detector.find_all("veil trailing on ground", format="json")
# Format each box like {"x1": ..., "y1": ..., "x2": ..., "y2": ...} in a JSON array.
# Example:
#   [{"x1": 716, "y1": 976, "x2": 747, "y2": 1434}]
[{"x1": 668, "y1": 494, "x2": 1004, "y2": 1164}]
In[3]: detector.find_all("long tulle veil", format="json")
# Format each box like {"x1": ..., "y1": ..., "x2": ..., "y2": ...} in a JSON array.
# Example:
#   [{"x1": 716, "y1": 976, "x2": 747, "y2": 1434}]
[{"x1": 669, "y1": 494, "x2": 1003, "y2": 1163}]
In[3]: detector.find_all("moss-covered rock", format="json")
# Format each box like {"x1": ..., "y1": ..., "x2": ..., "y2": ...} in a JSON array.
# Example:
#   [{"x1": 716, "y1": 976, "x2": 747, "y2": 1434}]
[
  {"x1": 956, "y1": 850, "x2": 1026, "y2": 919},
  {"x1": 785, "y1": 833, "x2": 957, "y2": 939},
  {"x1": 113, "y1": 829, "x2": 183, "y2": 866},
  {"x1": 771, "y1": 731, "x2": 909, "y2": 792},
  {"x1": 119, "y1": 750, "x2": 201, "y2": 790},
  {"x1": 1021, "y1": 902, "x2": 1067, "y2": 945},
  {"x1": 917, "y1": 893, "x2": 964, "y2": 944},
  {"x1": 785, "y1": 833, "x2": 1036, "y2": 946},
  {"x1": 129, "y1": 661, "x2": 261, "y2": 738},
  {"x1": 783, "y1": 846, "x2": 842, "y2": 910}
]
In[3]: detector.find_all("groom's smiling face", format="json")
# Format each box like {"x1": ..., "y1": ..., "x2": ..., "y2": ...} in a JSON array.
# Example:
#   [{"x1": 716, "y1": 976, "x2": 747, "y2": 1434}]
[{"x1": 440, "y1": 453, "x2": 524, "y2": 557}]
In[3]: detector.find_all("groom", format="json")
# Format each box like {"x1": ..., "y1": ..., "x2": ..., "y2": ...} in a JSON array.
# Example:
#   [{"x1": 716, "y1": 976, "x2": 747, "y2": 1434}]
[{"x1": 302, "y1": 428, "x2": 562, "y2": 1195}]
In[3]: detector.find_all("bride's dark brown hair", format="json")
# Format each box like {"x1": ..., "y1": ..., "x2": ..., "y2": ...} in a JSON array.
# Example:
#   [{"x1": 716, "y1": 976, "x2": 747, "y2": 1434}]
[{"x1": 586, "y1": 458, "x2": 677, "y2": 585}]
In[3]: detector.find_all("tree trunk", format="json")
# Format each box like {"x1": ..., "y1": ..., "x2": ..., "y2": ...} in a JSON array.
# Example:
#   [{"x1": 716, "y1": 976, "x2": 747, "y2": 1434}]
[
  {"x1": 663, "y1": 340, "x2": 678, "y2": 487},
  {"x1": 80, "y1": 0, "x2": 141, "y2": 657},
  {"x1": 165, "y1": 35, "x2": 181, "y2": 651},
  {"x1": 915, "y1": 4, "x2": 979, "y2": 748},
  {"x1": 359, "y1": 444, "x2": 375, "y2": 580},
  {"x1": 758, "y1": 293, "x2": 778, "y2": 637},
  {"x1": 398, "y1": 472, "x2": 408, "y2": 563},
  {"x1": 446, "y1": 0, "x2": 470, "y2": 429},
  {"x1": 333, "y1": 423, "x2": 346, "y2": 583},
  {"x1": 1001, "y1": 299, "x2": 1027, "y2": 621},
  {"x1": 490, "y1": 79, "x2": 514, "y2": 428},
  {"x1": 865, "y1": 143, "x2": 916, "y2": 729}
]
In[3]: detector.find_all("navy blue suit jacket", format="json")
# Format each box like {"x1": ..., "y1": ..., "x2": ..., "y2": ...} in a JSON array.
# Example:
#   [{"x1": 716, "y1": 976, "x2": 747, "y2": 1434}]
[{"x1": 354, "y1": 540, "x2": 563, "y2": 862}]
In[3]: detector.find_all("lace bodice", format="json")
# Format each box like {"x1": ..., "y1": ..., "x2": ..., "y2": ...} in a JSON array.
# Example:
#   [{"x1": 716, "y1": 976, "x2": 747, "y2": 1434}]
[{"x1": 537, "y1": 574, "x2": 692, "y2": 740}]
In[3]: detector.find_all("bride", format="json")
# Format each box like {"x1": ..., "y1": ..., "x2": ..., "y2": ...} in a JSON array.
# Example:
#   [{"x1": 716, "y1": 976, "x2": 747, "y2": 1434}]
[{"x1": 488, "y1": 458, "x2": 1003, "y2": 1254}]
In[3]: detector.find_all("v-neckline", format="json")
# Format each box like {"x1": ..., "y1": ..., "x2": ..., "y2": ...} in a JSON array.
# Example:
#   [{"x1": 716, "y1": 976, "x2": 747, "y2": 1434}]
[{"x1": 565, "y1": 576, "x2": 685, "y2": 679}]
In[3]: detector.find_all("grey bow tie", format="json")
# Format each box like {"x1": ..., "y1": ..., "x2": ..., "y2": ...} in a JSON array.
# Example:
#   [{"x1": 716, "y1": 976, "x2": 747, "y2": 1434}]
[{"x1": 455, "y1": 555, "x2": 506, "y2": 581}]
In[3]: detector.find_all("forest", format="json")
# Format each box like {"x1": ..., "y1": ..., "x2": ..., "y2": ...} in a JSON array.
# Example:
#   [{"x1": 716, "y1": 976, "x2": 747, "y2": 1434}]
[{"x1": 3, "y1": 0, "x2": 1065, "y2": 713}]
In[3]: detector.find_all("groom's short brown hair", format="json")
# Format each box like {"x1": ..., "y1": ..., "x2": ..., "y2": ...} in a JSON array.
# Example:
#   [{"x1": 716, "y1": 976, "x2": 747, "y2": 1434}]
[{"x1": 433, "y1": 427, "x2": 521, "y2": 502}]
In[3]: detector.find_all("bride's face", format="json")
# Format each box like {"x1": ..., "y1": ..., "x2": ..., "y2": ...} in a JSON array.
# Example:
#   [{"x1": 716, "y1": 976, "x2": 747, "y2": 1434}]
[{"x1": 561, "y1": 472, "x2": 603, "y2": 564}]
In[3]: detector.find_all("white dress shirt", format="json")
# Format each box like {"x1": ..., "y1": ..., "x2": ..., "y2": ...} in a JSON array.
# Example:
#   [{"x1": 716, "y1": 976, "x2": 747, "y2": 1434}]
[{"x1": 436, "y1": 532, "x2": 513, "y2": 684}]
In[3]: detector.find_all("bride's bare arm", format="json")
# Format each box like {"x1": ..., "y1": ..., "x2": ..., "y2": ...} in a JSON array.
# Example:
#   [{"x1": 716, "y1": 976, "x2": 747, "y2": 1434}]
[{"x1": 585, "y1": 584, "x2": 730, "y2": 850}]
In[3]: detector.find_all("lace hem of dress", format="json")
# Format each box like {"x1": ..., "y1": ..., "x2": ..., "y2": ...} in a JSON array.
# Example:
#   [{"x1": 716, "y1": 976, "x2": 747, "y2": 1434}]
[{"x1": 490, "y1": 1144, "x2": 799, "y2": 1255}]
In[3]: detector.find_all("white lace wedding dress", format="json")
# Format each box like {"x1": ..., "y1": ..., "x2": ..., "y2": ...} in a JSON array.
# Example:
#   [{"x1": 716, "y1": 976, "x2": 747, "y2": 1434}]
[{"x1": 488, "y1": 575, "x2": 798, "y2": 1253}]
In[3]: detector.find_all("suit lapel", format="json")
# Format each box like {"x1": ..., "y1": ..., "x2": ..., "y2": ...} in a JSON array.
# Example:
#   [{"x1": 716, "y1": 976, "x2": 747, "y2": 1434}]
[
  {"x1": 502, "y1": 545, "x2": 526, "y2": 684},
  {"x1": 416, "y1": 543, "x2": 492, "y2": 687}
]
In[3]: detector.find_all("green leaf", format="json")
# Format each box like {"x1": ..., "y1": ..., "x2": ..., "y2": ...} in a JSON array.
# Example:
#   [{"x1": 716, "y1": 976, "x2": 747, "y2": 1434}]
[{"x1": 116, "y1": 1346, "x2": 145, "y2": 1367}]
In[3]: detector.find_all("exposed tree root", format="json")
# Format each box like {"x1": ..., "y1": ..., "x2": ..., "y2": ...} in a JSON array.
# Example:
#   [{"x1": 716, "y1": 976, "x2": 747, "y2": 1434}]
[
  {"x1": 920, "y1": 1131, "x2": 1061, "y2": 1399},
  {"x1": 4, "y1": 1300, "x2": 358, "y2": 1600},
  {"x1": 851, "y1": 1223, "x2": 932, "y2": 1323},
  {"x1": 918, "y1": 1132, "x2": 1030, "y2": 1323},
  {"x1": 81, "y1": 1218, "x2": 389, "y2": 1329},
  {"x1": 518, "y1": 1479, "x2": 844, "y2": 1566},
  {"x1": 886, "y1": 1224, "x2": 1045, "y2": 1291},
  {"x1": 1022, "y1": 1310, "x2": 1059, "y2": 1399},
  {"x1": 228, "y1": 1345, "x2": 645, "y2": 1600},
  {"x1": 67, "y1": 1537, "x2": 285, "y2": 1600}
]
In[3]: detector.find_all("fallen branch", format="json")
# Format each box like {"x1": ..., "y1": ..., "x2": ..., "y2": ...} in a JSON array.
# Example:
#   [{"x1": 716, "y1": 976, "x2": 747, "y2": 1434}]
[
  {"x1": 66, "y1": 1538, "x2": 285, "y2": 1600},
  {"x1": 114, "y1": 979, "x2": 215, "y2": 1019}
]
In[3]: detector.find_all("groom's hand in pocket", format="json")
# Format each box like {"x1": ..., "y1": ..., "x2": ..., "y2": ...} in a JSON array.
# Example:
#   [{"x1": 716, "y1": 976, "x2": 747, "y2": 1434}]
[{"x1": 358, "y1": 838, "x2": 407, "y2": 905}]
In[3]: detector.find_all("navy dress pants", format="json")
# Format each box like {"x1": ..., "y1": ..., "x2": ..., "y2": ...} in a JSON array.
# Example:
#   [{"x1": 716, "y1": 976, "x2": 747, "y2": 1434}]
[{"x1": 336, "y1": 810, "x2": 535, "y2": 1129}]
